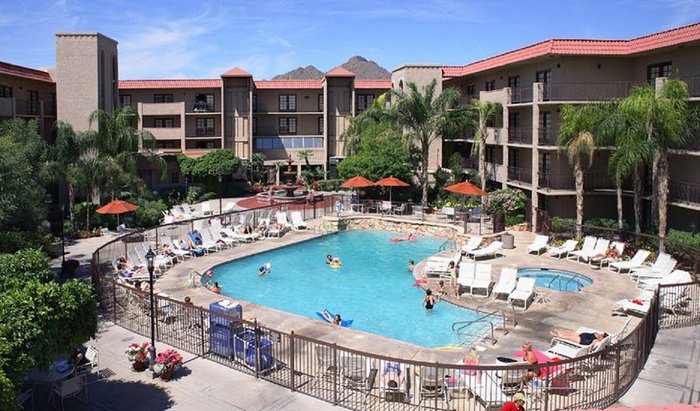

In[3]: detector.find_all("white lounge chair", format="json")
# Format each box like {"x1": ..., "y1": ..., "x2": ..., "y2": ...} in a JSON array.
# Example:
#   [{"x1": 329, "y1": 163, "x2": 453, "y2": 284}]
[
  {"x1": 259, "y1": 218, "x2": 283, "y2": 238},
  {"x1": 200, "y1": 201, "x2": 213, "y2": 216},
  {"x1": 460, "y1": 236, "x2": 483, "y2": 255},
  {"x1": 207, "y1": 227, "x2": 236, "y2": 248},
  {"x1": 579, "y1": 238, "x2": 610, "y2": 263},
  {"x1": 471, "y1": 264, "x2": 494, "y2": 297},
  {"x1": 457, "y1": 262, "x2": 476, "y2": 295},
  {"x1": 567, "y1": 236, "x2": 596, "y2": 261},
  {"x1": 424, "y1": 258, "x2": 453, "y2": 278},
  {"x1": 630, "y1": 253, "x2": 675, "y2": 280},
  {"x1": 546, "y1": 326, "x2": 613, "y2": 359},
  {"x1": 200, "y1": 228, "x2": 225, "y2": 251},
  {"x1": 275, "y1": 212, "x2": 293, "y2": 231},
  {"x1": 548, "y1": 240, "x2": 578, "y2": 259},
  {"x1": 223, "y1": 227, "x2": 259, "y2": 243},
  {"x1": 591, "y1": 241, "x2": 625, "y2": 268},
  {"x1": 466, "y1": 241, "x2": 503, "y2": 260},
  {"x1": 492, "y1": 268, "x2": 518, "y2": 300},
  {"x1": 526, "y1": 235, "x2": 549, "y2": 255},
  {"x1": 508, "y1": 277, "x2": 536, "y2": 310},
  {"x1": 161, "y1": 237, "x2": 193, "y2": 261},
  {"x1": 221, "y1": 202, "x2": 235, "y2": 213},
  {"x1": 638, "y1": 269, "x2": 693, "y2": 291},
  {"x1": 290, "y1": 211, "x2": 308, "y2": 230},
  {"x1": 609, "y1": 249, "x2": 651, "y2": 273}
]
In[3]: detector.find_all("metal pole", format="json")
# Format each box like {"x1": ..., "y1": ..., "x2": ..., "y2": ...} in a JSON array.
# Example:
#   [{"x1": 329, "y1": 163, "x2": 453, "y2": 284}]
[
  {"x1": 60, "y1": 204, "x2": 66, "y2": 276},
  {"x1": 218, "y1": 174, "x2": 223, "y2": 215},
  {"x1": 146, "y1": 248, "x2": 157, "y2": 366}
]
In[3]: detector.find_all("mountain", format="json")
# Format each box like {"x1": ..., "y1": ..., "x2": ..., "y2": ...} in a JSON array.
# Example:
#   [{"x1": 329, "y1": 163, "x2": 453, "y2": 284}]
[{"x1": 272, "y1": 56, "x2": 391, "y2": 80}]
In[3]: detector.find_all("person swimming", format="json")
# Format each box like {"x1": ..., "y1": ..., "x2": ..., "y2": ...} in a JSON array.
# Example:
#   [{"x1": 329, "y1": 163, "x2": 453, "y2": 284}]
[
  {"x1": 258, "y1": 266, "x2": 268, "y2": 276},
  {"x1": 408, "y1": 259, "x2": 415, "y2": 272},
  {"x1": 423, "y1": 289, "x2": 436, "y2": 310},
  {"x1": 326, "y1": 254, "x2": 333, "y2": 264},
  {"x1": 390, "y1": 232, "x2": 417, "y2": 243}
]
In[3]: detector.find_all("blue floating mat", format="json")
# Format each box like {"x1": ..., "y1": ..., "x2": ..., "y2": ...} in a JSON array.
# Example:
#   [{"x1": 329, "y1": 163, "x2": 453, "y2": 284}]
[{"x1": 315, "y1": 309, "x2": 353, "y2": 327}]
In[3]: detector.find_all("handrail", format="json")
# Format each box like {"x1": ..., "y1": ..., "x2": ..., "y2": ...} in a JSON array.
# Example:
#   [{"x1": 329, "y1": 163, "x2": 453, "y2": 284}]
[
  {"x1": 562, "y1": 275, "x2": 583, "y2": 291},
  {"x1": 439, "y1": 239, "x2": 452, "y2": 252},
  {"x1": 452, "y1": 313, "x2": 498, "y2": 345},
  {"x1": 547, "y1": 274, "x2": 561, "y2": 290},
  {"x1": 474, "y1": 304, "x2": 517, "y2": 330}
]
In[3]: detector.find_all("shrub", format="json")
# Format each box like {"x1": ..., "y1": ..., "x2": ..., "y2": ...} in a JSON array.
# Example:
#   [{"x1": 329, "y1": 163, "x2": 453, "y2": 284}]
[
  {"x1": 199, "y1": 192, "x2": 218, "y2": 202},
  {"x1": 132, "y1": 200, "x2": 168, "y2": 228},
  {"x1": 316, "y1": 179, "x2": 344, "y2": 192},
  {"x1": 0, "y1": 231, "x2": 54, "y2": 255},
  {"x1": 665, "y1": 229, "x2": 700, "y2": 263},
  {"x1": 584, "y1": 218, "x2": 627, "y2": 230},
  {"x1": 550, "y1": 217, "x2": 575, "y2": 233},
  {"x1": 506, "y1": 214, "x2": 525, "y2": 226},
  {"x1": 483, "y1": 188, "x2": 527, "y2": 215}
]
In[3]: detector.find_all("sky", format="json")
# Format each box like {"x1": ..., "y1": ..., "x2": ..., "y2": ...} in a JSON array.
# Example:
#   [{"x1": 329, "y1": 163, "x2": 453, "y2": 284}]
[{"x1": 2, "y1": 0, "x2": 700, "y2": 80}]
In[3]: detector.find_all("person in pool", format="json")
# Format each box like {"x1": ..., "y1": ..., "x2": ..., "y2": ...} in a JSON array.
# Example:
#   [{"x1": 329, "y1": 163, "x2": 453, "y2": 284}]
[
  {"x1": 423, "y1": 289, "x2": 436, "y2": 309},
  {"x1": 408, "y1": 259, "x2": 415, "y2": 272},
  {"x1": 331, "y1": 257, "x2": 342, "y2": 266},
  {"x1": 207, "y1": 282, "x2": 222, "y2": 293},
  {"x1": 326, "y1": 254, "x2": 333, "y2": 264},
  {"x1": 391, "y1": 232, "x2": 417, "y2": 242},
  {"x1": 333, "y1": 314, "x2": 342, "y2": 326},
  {"x1": 258, "y1": 266, "x2": 268, "y2": 276}
]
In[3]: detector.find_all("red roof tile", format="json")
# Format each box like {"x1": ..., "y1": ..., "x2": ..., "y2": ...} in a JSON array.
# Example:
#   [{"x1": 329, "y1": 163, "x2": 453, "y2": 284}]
[
  {"x1": 326, "y1": 66, "x2": 355, "y2": 77},
  {"x1": 221, "y1": 67, "x2": 252, "y2": 77},
  {"x1": 254, "y1": 80, "x2": 322, "y2": 89},
  {"x1": 443, "y1": 22, "x2": 700, "y2": 78},
  {"x1": 355, "y1": 79, "x2": 391, "y2": 89},
  {"x1": 0, "y1": 61, "x2": 54, "y2": 83},
  {"x1": 118, "y1": 79, "x2": 222, "y2": 89}
]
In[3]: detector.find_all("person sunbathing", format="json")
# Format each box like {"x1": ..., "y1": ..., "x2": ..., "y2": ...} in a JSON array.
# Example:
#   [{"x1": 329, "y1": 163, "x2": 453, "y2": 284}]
[
  {"x1": 590, "y1": 245, "x2": 620, "y2": 261},
  {"x1": 177, "y1": 239, "x2": 204, "y2": 256},
  {"x1": 549, "y1": 328, "x2": 608, "y2": 347},
  {"x1": 382, "y1": 362, "x2": 404, "y2": 388}
]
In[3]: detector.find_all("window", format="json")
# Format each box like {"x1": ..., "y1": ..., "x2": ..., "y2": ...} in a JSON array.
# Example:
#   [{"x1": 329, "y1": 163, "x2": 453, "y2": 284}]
[
  {"x1": 279, "y1": 94, "x2": 297, "y2": 111},
  {"x1": 170, "y1": 171, "x2": 180, "y2": 184},
  {"x1": 318, "y1": 117, "x2": 324, "y2": 134},
  {"x1": 119, "y1": 94, "x2": 132, "y2": 107},
  {"x1": 486, "y1": 146, "x2": 495, "y2": 163},
  {"x1": 539, "y1": 112, "x2": 551, "y2": 129},
  {"x1": 154, "y1": 94, "x2": 173, "y2": 103},
  {"x1": 356, "y1": 94, "x2": 375, "y2": 112},
  {"x1": 485, "y1": 80, "x2": 495, "y2": 91},
  {"x1": 254, "y1": 136, "x2": 323, "y2": 149},
  {"x1": 318, "y1": 94, "x2": 324, "y2": 111},
  {"x1": 252, "y1": 94, "x2": 257, "y2": 112},
  {"x1": 539, "y1": 153, "x2": 551, "y2": 174},
  {"x1": 508, "y1": 76, "x2": 520, "y2": 88},
  {"x1": 28, "y1": 90, "x2": 39, "y2": 114},
  {"x1": 647, "y1": 62, "x2": 672, "y2": 83},
  {"x1": 279, "y1": 117, "x2": 297, "y2": 134},
  {"x1": 508, "y1": 112, "x2": 520, "y2": 128},
  {"x1": 196, "y1": 118, "x2": 215, "y2": 136},
  {"x1": 0, "y1": 85, "x2": 12, "y2": 98},
  {"x1": 466, "y1": 85, "x2": 475, "y2": 95},
  {"x1": 194, "y1": 93, "x2": 215, "y2": 111},
  {"x1": 509, "y1": 149, "x2": 520, "y2": 168},
  {"x1": 252, "y1": 118, "x2": 257, "y2": 135},
  {"x1": 535, "y1": 70, "x2": 551, "y2": 84},
  {"x1": 154, "y1": 118, "x2": 174, "y2": 128}
]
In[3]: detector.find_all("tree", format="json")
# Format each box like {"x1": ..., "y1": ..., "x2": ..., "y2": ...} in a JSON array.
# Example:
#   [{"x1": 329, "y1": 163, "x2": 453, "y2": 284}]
[
  {"x1": 342, "y1": 93, "x2": 396, "y2": 156},
  {"x1": 392, "y1": 80, "x2": 472, "y2": 206},
  {"x1": 557, "y1": 104, "x2": 599, "y2": 239},
  {"x1": 0, "y1": 249, "x2": 97, "y2": 409},
  {"x1": 448, "y1": 152, "x2": 465, "y2": 184},
  {"x1": 177, "y1": 149, "x2": 241, "y2": 192},
  {"x1": 469, "y1": 99, "x2": 502, "y2": 191}
]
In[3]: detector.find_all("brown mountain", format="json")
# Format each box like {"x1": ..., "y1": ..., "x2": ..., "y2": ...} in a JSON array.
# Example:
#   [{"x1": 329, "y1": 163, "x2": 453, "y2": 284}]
[{"x1": 272, "y1": 56, "x2": 390, "y2": 80}]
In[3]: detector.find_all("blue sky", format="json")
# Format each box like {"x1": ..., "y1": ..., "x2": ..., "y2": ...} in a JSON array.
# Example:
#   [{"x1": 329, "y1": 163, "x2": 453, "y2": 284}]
[{"x1": 2, "y1": 0, "x2": 700, "y2": 80}]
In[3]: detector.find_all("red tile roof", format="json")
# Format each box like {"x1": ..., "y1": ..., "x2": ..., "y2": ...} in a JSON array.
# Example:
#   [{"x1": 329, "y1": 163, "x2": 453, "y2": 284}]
[
  {"x1": 326, "y1": 66, "x2": 355, "y2": 77},
  {"x1": 118, "y1": 79, "x2": 222, "y2": 89},
  {"x1": 254, "y1": 80, "x2": 323, "y2": 89},
  {"x1": 0, "y1": 61, "x2": 54, "y2": 83},
  {"x1": 221, "y1": 67, "x2": 252, "y2": 77},
  {"x1": 443, "y1": 22, "x2": 700, "y2": 78},
  {"x1": 355, "y1": 79, "x2": 391, "y2": 89}
]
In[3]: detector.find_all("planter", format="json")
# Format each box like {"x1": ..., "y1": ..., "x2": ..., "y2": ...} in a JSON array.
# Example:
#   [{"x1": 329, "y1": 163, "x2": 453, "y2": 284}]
[
  {"x1": 62, "y1": 259, "x2": 80, "y2": 277},
  {"x1": 160, "y1": 369, "x2": 174, "y2": 381},
  {"x1": 132, "y1": 360, "x2": 147, "y2": 372}
]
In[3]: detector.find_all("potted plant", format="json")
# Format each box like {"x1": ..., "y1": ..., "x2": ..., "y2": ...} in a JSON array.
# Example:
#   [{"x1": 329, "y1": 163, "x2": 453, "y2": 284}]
[
  {"x1": 152, "y1": 349, "x2": 183, "y2": 381},
  {"x1": 125, "y1": 342, "x2": 151, "y2": 372}
]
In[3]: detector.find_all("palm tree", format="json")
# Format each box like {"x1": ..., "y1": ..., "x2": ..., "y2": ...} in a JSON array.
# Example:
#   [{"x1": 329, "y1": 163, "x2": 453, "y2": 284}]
[
  {"x1": 392, "y1": 80, "x2": 472, "y2": 206},
  {"x1": 44, "y1": 122, "x2": 83, "y2": 221},
  {"x1": 342, "y1": 92, "x2": 396, "y2": 156},
  {"x1": 557, "y1": 104, "x2": 600, "y2": 239},
  {"x1": 469, "y1": 99, "x2": 502, "y2": 191},
  {"x1": 614, "y1": 79, "x2": 697, "y2": 250}
]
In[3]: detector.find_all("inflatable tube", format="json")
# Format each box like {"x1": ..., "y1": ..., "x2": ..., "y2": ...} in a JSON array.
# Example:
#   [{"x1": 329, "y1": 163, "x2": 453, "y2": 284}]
[
  {"x1": 436, "y1": 346, "x2": 463, "y2": 351},
  {"x1": 330, "y1": 263, "x2": 342, "y2": 269},
  {"x1": 315, "y1": 310, "x2": 353, "y2": 327},
  {"x1": 413, "y1": 279, "x2": 428, "y2": 287}
]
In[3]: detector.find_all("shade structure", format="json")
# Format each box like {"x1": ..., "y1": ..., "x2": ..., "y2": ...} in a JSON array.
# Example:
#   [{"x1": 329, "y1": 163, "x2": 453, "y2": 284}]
[
  {"x1": 444, "y1": 181, "x2": 487, "y2": 196},
  {"x1": 375, "y1": 176, "x2": 409, "y2": 203},
  {"x1": 96, "y1": 199, "x2": 139, "y2": 226},
  {"x1": 341, "y1": 176, "x2": 375, "y2": 188}
]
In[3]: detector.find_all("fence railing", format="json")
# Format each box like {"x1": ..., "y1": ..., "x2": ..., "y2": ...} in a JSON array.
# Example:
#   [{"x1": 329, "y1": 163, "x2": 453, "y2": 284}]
[
  {"x1": 508, "y1": 166, "x2": 533, "y2": 184},
  {"x1": 538, "y1": 173, "x2": 575, "y2": 190},
  {"x1": 510, "y1": 86, "x2": 533, "y2": 104},
  {"x1": 509, "y1": 127, "x2": 533, "y2": 144},
  {"x1": 544, "y1": 82, "x2": 633, "y2": 101},
  {"x1": 668, "y1": 181, "x2": 700, "y2": 205}
]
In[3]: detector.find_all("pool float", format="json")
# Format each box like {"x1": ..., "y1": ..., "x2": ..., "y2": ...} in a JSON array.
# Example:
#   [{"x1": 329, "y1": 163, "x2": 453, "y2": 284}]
[
  {"x1": 330, "y1": 263, "x2": 342, "y2": 269},
  {"x1": 315, "y1": 309, "x2": 353, "y2": 327},
  {"x1": 436, "y1": 346, "x2": 463, "y2": 351},
  {"x1": 412, "y1": 278, "x2": 428, "y2": 287}
]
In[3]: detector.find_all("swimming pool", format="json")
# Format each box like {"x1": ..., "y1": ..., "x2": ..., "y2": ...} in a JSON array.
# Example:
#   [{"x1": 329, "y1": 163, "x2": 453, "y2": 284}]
[
  {"x1": 211, "y1": 230, "x2": 489, "y2": 347},
  {"x1": 517, "y1": 268, "x2": 593, "y2": 292}
]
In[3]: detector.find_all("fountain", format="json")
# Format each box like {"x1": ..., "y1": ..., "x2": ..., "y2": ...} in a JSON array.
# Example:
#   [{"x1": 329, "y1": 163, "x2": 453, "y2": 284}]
[
  {"x1": 281, "y1": 155, "x2": 302, "y2": 197},
  {"x1": 255, "y1": 155, "x2": 306, "y2": 203}
]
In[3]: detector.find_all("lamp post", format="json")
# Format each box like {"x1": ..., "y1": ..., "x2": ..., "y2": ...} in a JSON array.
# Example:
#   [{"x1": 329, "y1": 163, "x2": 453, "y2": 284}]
[
  {"x1": 60, "y1": 204, "x2": 66, "y2": 276},
  {"x1": 145, "y1": 247, "x2": 157, "y2": 366},
  {"x1": 217, "y1": 173, "x2": 223, "y2": 215}
]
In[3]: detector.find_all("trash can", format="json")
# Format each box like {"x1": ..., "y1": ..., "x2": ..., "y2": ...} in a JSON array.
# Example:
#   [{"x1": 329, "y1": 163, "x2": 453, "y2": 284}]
[{"x1": 501, "y1": 233, "x2": 515, "y2": 249}]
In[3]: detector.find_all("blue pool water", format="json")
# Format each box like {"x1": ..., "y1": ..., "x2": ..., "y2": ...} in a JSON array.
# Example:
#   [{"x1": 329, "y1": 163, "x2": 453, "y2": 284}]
[
  {"x1": 212, "y1": 230, "x2": 489, "y2": 347},
  {"x1": 517, "y1": 268, "x2": 593, "y2": 292}
]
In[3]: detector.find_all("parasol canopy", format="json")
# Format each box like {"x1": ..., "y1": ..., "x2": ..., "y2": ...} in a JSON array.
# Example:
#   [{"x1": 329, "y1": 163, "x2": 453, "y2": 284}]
[
  {"x1": 444, "y1": 181, "x2": 487, "y2": 196},
  {"x1": 341, "y1": 176, "x2": 375, "y2": 188},
  {"x1": 96, "y1": 199, "x2": 139, "y2": 226},
  {"x1": 375, "y1": 176, "x2": 409, "y2": 203}
]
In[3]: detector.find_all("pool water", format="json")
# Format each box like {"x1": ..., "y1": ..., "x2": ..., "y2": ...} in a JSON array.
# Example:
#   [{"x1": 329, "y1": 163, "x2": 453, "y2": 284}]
[
  {"x1": 212, "y1": 230, "x2": 489, "y2": 347},
  {"x1": 517, "y1": 268, "x2": 593, "y2": 292}
]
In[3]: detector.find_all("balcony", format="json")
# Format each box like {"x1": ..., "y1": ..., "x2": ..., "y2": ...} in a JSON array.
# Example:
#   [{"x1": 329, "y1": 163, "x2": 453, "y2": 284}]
[
  {"x1": 0, "y1": 97, "x2": 13, "y2": 116},
  {"x1": 538, "y1": 128, "x2": 558, "y2": 146},
  {"x1": 507, "y1": 166, "x2": 532, "y2": 184},
  {"x1": 187, "y1": 102, "x2": 217, "y2": 113},
  {"x1": 143, "y1": 127, "x2": 183, "y2": 140},
  {"x1": 15, "y1": 99, "x2": 41, "y2": 116},
  {"x1": 538, "y1": 173, "x2": 574, "y2": 191},
  {"x1": 509, "y1": 128, "x2": 532, "y2": 144},
  {"x1": 485, "y1": 127, "x2": 503, "y2": 144},
  {"x1": 543, "y1": 82, "x2": 633, "y2": 102},
  {"x1": 682, "y1": 75, "x2": 700, "y2": 98},
  {"x1": 141, "y1": 102, "x2": 183, "y2": 116},
  {"x1": 669, "y1": 181, "x2": 700, "y2": 205},
  {"x1": 194, "y1": 127, "x2": 216, "y2": 137},
  {"x1": 510, "y1": 86, "x2": 533, "y2": 104},
  {"x1": 584, "y1": 173, "x2": 616, "y2": 191}
]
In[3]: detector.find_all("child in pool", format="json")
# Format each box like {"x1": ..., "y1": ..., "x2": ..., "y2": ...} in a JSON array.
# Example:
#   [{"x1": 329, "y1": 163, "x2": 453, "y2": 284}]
[{"x1": 326, "y1": 254, "x2": 333, "y2": 264}]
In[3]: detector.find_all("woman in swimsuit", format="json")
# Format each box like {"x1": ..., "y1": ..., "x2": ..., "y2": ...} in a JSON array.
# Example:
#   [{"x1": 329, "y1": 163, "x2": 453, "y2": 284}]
[
  {"x1": 423, "y1": 289, "x2": 436, "y2": 309},
  {"x1": 522, "y1": 341, "x2": 541, "y2": 382},
  {"x1": 382, "y1": 362, "x2": 404, "y2": 388},
  {"x1": 549, "y1": 329, "x2": 608, "y2": 346}
]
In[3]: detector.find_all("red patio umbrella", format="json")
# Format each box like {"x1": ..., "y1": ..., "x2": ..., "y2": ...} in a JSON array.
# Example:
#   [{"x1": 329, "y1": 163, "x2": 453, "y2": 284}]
[
  {"x1": 96, "y1": 199, "x2": 139, "y2": 226},
  {"x1": 341, "y1": 176, "x2": 374, "y2": 205},
  {"x1": 375, "y1": 176, "x2": 409, "y2": 203},
  {"x1": 444, "y1": 181, "x2": 487, "y2": 196}
]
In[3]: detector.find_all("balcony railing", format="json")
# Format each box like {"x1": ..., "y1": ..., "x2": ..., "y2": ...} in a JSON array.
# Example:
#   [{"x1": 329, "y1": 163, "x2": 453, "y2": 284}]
[
  {"x1": 682, "y1": 75, "x2": 700, "y2": 98},
  {"x1": 510, "y1": 86, "x2": 533, "y2": 103},
  {"x1": 538, "y1": 127, "x2": 558, "y2": 146},
  {"x1": 44, "y1": 102, "x2": 57, "y2": 116},
  {"x1": 544, "y1": 82, "x2": 633, "y2": 101},
  {"x1": 538, "y1": 172, "x2": 574, "y2": 190},
  {"x1": 669, "y1": 181, "x2": 700, "y2": 205},
  {"x1": 584, "y1": 173, "x2": 616, "y2": 191},
  {"x1": 507, "y1": 166, "x2": 532, "y2": 184},
  {"x1": 195, "y1": 127, "x2": 216, "y2": 137},
  {"x1": 509, "y1": 127, "x2": 532, "y2": 144},
  {"x1": 191, "y1": 102, "x2": 216, "y2": 112},
  {"x1": 15, "y1": 99, "x2": 40, "y2": 116}
]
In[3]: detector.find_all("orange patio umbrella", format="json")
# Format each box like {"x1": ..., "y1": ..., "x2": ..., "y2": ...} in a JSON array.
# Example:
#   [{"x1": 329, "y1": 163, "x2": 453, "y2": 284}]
[
  {"x1": 341, "y1": 176, "x2": 374, "y2": 203},
  {"x1": 444, "y1": 181, "x2": 487, "y2": 196},
  {"x1": 375, "y1": 176, "x2": 409, "y2": 203},
  {"x1": 96, "y1": 199, "x2": 139, "y2": 226}
]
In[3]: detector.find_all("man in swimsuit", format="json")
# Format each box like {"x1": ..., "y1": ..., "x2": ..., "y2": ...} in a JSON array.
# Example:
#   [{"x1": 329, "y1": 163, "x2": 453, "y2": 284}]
[{"x1": 549, "y1": 329, "x2": 608, "y2": 346}]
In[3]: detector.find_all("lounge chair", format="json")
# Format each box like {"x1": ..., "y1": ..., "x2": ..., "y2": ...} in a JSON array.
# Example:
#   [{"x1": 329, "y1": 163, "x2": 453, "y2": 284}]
[
  {"x1": 613, "y1": 287, "x2": 690, "y2": 316},
  {"x1": 630, "y1": 253, "x2": 676, "y2": 281},
  {"x1": 471, "y1": 263, "x2": 494, "y2": 297},
  {"x1": 609, "y1": 249, "x2": 651, "y2": 273},
  {"x1": 222, "y1": 227, "x2": 257, "y2": 243},
  {"x1": 380, "y1": 201, "x2": 393, "y2": 214},
  {"x1": 290, "y1": 211, "x2": 308, "y2": 230},
  {"x1": 545, "y1": 324, "x2": 615, "y2": 359},
  {"x1": 188, "y1": 230, "x2": 216, "y2": 254},
  {"x1": 590, "y1": 241, "x2": 625, "y2": 268},
  {"x1": 200, "y1": 228, "x2": 226, "y2": 251},
  {"x1": 526, "y1": 235, "x2": 549, "y2": 255},
  {"x1": 466, "y1": 241, "x2": 503, "y2": 260},
  {"x1": 460, "y1": 236, "x2": 483, "y2": 255},
  {"x1": 567, "y1": 236, "x2": 596, "y2": 261},
  {"x1": 418, "y1": 366, "x2": 445, "y2": 408},
  {"x1": 457, "y1": 262, "x2": 476, "y2": 295},
  {"x1": 423, "y1": 258, "x2": 453, "y2": 278},
  {"x1": 492, "y1": 268, "x2": 518, "y2": 300},
  {"x1": 275, "y1": 212, "x2": 293, "y2": 231},
  {"x1": 206, "y1": 227, "x2": 236, "y2": 248},
  {"x1": 508, "y1": 277, "x2": 536, "y2": 310},
  {"x1": 339, "y1": 354, "x2": 377, "y2": 405},
  {"x1": 200, "y1": 201, "x2": 213, "y2": 216},
  {"x1": 548, "y1": 240, "x2": 578, "y2": 259},
  {"x1": 221, "y1": 202, "x2": 235, "y2": 214},
  {"x1": 638, "y1": 269, "x2": 693, "y2": 291},
  {"x1": 579, "y1": 238, "x2": 610, "y2": 263},
  {"x1": 161, "y1": 237, "x2": 194, "y2": 261}
]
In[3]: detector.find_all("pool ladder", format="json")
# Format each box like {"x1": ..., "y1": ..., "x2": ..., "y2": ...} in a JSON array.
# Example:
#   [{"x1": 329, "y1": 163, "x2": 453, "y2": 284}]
[
  {"x1": 451, "y1": 306, "x2": 517, "y2": 346},
  {"x1": 546, "y1": 274, "x2": 584, "y2": 291}
]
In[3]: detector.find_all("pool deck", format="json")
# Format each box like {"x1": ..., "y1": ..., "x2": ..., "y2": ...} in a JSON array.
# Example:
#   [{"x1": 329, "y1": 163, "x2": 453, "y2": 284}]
[{"x1": 154, "y1": 216, "x2": 640, "y2": 366}]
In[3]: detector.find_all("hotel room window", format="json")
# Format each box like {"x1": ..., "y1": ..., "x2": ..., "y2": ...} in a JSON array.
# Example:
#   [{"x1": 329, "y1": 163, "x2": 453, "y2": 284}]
[
  {"x1": 154, "y1": 94, "x2": 173, "y2": 103},
  {"x1": 485, "y1": 80, "x2": 495, "y2": 91},
  {"x1": 0, "y1": 85, "x2": 12, "y2": 98},
  {"x1": 119, "y1": 94, "x2": 132, "y2": 107},
  {"x1": 279, "y1": 94, "x2": 297, "y2": 111},
  {"x1": 279, "y1": 117, "x2": 297, "y2": 134},
  {"x1": 154, "y1": 118, "x2": 174, "y2": 128},
  {"x1": 356, "y1": 94, "x2": 375, "y2": 112},
  {"x1": 194, "y1": 94, "x2": 215, "y2": 111},
  {"x1": 647, "y1": 62, "x2": 672, "y2": 84},
  {"x1": 196, "y1": 118, "x2": 215, "y2": 136}
]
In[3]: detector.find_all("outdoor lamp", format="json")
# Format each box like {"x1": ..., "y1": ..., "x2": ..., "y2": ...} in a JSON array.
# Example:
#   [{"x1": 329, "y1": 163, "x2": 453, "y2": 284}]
[
  {"x1": 218, "y1": 173, "x2": 224, "y2": 215},
  {"x1": 145, "y1": 247, "x2": 157, "y2": 365}
]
